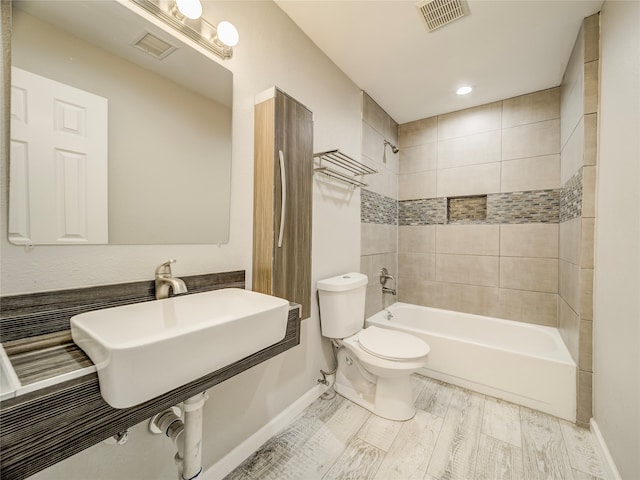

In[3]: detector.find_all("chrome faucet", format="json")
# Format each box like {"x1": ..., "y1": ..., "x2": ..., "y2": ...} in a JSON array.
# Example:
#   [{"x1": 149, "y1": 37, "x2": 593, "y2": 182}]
[
  {"x1": 155, "y1": 260, "x2": 188, "y2": 300},
  {"x1": 379, "y1": 267, "x2": 396, "y2": 296}
]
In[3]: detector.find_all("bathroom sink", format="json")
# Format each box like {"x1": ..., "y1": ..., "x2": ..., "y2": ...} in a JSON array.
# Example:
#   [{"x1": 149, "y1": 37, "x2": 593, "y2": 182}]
[{"x1": 70, "y1": 288, "x2": 289, "y2": 408}]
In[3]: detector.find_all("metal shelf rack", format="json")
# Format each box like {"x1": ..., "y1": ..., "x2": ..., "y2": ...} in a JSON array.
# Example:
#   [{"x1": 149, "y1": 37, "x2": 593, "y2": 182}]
[{"x1": 313, "y1": 150, "x2": 377, "y2": 188}]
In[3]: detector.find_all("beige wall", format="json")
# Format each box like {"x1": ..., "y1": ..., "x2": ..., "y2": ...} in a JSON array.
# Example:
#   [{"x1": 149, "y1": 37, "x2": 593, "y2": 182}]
[
  {"x1": 395, "y1": 88, "x2": 561, "y2": 327},
  {"x1": 559, "y1": 14, "x2": 599, "y2": 426},
  {"x1": 594, "y1": 1, "x2": 640, "y2": 478}
]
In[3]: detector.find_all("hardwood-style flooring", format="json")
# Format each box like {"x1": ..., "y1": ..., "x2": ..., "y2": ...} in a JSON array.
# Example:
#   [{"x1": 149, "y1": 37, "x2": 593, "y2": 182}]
[{"x1": 225, "y1": 375, "x2": 609, "y2": 480}]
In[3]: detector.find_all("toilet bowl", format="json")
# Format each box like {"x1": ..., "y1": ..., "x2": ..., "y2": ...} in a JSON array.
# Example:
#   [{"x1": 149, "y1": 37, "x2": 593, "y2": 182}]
[
  {"x1": 317, "y1": 273, "x2": 430, "y2": 421},
  {"x1": 334, "y1": 326, "x2": 429, "y2": 421}
]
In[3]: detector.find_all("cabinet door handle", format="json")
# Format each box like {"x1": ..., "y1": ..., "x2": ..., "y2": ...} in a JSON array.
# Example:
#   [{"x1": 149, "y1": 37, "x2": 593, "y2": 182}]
[{"x1": 278, "y1": 150, "x2": 287, "y2": 248}]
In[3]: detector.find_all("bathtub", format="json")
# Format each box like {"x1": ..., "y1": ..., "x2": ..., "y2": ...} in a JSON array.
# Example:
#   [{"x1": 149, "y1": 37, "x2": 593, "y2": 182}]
[{"x1": 367, "y1": 302, "x2": 576, "y2": 422}]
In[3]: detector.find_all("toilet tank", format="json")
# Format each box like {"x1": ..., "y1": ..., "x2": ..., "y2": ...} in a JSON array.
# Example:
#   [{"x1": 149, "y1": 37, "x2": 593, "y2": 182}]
[{"x1": 317, "y1": 272, "x2": 368, "y2": 339}]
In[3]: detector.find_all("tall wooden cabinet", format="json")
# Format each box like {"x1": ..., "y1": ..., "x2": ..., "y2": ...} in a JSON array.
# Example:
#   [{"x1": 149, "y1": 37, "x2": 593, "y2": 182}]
[{"x1": 253, "y1": 87, "x2": 313, "y2": 319}]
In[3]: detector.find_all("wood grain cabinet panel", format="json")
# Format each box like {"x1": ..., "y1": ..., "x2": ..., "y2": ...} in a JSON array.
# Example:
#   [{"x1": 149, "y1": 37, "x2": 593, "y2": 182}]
[{"x1": 253, "y1": 88, "x2": 313, "y2": 319}]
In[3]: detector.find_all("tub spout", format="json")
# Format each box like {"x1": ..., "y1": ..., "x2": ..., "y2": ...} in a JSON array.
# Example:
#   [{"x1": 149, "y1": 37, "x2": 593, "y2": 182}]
[{"x1": 382, "y1": 286, "x2": 396, "y2": 296}]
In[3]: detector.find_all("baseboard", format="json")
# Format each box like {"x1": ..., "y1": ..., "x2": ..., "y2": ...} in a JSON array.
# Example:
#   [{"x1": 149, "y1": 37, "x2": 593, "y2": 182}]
[
  {"x1": 590, "y1": 418, "x2": 622, "y2": 480},
  {"x1": 201, "y1": 384, "x2": 327, "y2": 480}
]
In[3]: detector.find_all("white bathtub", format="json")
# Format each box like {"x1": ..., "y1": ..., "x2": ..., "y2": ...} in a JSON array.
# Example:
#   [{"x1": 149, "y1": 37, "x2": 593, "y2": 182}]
[{"x1": 367, "y1": 302, "x2": 576, "y2": 421}]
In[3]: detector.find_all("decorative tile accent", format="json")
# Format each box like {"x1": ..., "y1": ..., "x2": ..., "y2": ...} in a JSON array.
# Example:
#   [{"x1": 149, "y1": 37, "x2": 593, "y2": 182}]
[
  {"x1": 448, "y1": 196, "x2": 487, "y2": 224},
  {"x1": 398, "y1": 198, "x2": 447, "y2": 226},
  {"x1": 395, "y1": 190, "x2": 559, "y2": 226},
  {"x1": 361, "y1": 189, "x2": 397, "y2": 225},
  {"x1": 560, "y1": 168, "x2": 583, "y2": 222},
  {"x1": 487, "y1": 190, "x2": 560, "y2": 224}
]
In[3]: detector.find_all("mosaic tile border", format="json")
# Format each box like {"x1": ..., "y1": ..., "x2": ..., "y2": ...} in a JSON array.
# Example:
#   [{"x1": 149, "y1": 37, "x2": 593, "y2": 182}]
[
  {"x1": 398, "y1": 198, "x2": 447, "y2": 225},
  {"x1": 395, "y1": 189, "x2": 561, "y2": 226},
  {"x1": 361, "y1": 189, "x2": 398, "y2": 225},
  {"x1": 560, "y1": 168, "x2": 583, "y2": 222},
  {"x1": 486, "y1": 189, "x2": 560, "y2": 224}
]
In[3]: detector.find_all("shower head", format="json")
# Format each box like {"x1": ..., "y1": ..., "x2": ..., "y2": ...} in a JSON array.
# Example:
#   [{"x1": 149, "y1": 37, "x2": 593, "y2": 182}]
[{"x1": 384, "y1": 140, "x2": 399, "y2": 154}]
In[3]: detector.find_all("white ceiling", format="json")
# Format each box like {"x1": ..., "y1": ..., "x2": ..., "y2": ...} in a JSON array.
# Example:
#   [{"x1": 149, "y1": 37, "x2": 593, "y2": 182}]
[{"x1": 275, "y1": 0, "x2": 603, "y2": 124}]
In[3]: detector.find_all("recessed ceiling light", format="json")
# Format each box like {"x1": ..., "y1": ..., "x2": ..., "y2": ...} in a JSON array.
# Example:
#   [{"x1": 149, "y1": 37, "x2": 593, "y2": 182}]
[{"x1": 456, "y1": 86, "x2": 473, "y2": 95}]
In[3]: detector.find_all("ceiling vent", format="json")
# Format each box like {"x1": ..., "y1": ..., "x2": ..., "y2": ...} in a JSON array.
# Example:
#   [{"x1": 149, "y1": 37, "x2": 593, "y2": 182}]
[
  {"x1": 132, "y1": 32, "x2": 177, "y2": 60},
  {"x1": 416, "y1": 0, "x2": 469, "y2": 32}
]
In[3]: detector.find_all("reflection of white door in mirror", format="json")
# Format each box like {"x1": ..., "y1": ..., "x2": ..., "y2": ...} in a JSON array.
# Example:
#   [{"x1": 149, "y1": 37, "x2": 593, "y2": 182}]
[{"x1": 10, "y1": 67, "x2": 109, "y2": 245}]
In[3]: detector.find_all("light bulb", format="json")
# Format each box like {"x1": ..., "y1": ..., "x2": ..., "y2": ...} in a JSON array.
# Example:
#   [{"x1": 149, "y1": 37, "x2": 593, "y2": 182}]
[
  {"x1": 456, "y1": 86, "x2": 473, "y2": 95},
  {"x1": 175, "y1": 0, "x2": 202, "y2": 20},
  {"x1": 217, "y1": 21, "x2": 239, "y2": 47}
]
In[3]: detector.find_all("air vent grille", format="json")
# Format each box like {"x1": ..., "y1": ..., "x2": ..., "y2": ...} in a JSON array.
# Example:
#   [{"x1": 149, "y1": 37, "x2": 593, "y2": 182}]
[
  {"x1": 416, "y1": 0, "x2": 468, "y2": 32},
  {"x1": 132, "y1": 32, "x2": 177, "y2": 60}
]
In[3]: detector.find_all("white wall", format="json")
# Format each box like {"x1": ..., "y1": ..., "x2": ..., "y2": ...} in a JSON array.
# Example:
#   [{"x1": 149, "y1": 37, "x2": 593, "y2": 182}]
[
  {"x1": 2, "y1": 1, "x2": 362, "y2": 478},
  {"x1": 594, "y1": 1, "x2": 640, "y2": 478}
]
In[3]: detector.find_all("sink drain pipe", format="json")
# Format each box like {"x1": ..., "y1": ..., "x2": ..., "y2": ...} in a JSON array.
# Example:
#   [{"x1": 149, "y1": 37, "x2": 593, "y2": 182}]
[{"x1": 150, "y1": 391, "x2": 209, "y2": 480}]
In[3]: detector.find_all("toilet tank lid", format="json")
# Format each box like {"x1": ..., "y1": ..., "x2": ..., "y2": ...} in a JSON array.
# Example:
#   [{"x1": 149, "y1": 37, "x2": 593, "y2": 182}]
[{"x1": 317, "y1": 272, "x2": 368, "y2": 292}]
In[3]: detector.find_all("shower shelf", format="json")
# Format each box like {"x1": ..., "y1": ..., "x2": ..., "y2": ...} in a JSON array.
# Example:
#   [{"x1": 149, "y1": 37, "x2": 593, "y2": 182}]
[{"x1": 313, "y1": 149, "x2": 377, "y2": 188}]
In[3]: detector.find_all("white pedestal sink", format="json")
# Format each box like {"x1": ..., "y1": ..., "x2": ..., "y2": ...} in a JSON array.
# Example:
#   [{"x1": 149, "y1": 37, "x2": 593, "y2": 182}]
[{"x1": 71, "y1": 288, "x2": 290, "y2": 408}]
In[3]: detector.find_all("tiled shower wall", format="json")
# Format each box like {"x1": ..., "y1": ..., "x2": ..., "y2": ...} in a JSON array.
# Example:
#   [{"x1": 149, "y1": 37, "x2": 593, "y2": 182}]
[
  {"x1": 395, "y1": 88, "x2": 561, "y2": 327},
  {"x1": 559, "y1": 14, "x2": 599, "y2": 426},
  {"x1": 360, "y1": 93, "x2": 399, "y2": 317}
]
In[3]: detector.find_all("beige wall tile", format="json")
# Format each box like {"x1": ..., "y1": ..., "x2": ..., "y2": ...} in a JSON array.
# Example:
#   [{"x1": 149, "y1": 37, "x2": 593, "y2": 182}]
[
  {"x1": 437, "y1": 130, "x2": 501, "y2": 169},
  {"x1": 438, "y1": 101, "x2": 502, "y2": 140},
  {"x1": 584, "y1": 60, "x2": 599, "y2": 115},
  {"x1": 360, "y1": 255, "x2": 373, "y2": 282},
  {"x1": 559, "y1": 259, "x2": 580, "y2": 312},
  {"x1": 561, "y1": 117, "x2": 584, "y2": 184},
  {"x1": 500, "y1": 224, "x2": 559, "y2": 258},
  {"x1": 501, "y1": 154, "x2": 560, "y2": 192},
  {"x1": 579, "y1": 319, "x2": 593, "y2": 372},
  {"x1": 498, "y1": 289, "x2": 558, "y2": 327},
  {"x1": 399, "y1": 225, "x2": 436, "y2": 253},
  {"x1": 559, "y1": 298, "x2": 580, "y2": 363},
  {"x1": 398, "y1": 253, "x2": 435, "y2": 281},
  {"x1": 582, "y1": 166, "x2": 597, "y2": 217},
  {"x1": 583, "y1": 14, "x2": 600, "y2": 63},
  {"x1": 398, "y1": 170, "x2": 437, "y2": 200},
  {"x1": 361, "y1": 155, "x2": 396, "y2": 199},
  {"x1": 583, "y1": 113, "x2": 598, "y2": 166},
  {"x1": 560, "y1": 26, "x2": 584, "y2": 150},
  {"x1": 362, "y1": 121, "x2": 385, "y2": 164},
  {"x1": 440, "y1": 283, "x2": 499, "y2": 318},
  {"x1": 397, "y1": 278, "x2": 445, "y2": 309},
  {"x1": 502, "y1": 88, "x2": 560, "y2": 128},
  {"x1": 361, "y1": 223, "x2": 397, "y2": 256},
  {"x1": 399, "y1": 117, "x2": 437, "y2": 148},
  {"x1": 580, "y1": 218, "x2": 595, "y2": 269},
  {"x1": 363, "y1": 92, "x2": 397, "y2": 144},
  {"x1": 400, "y1": 143, "x2": 437, "y2": 173},
  {"x1": 580, "y1": 268, "x2": 594, "y2": 320},
  {"x1": 502, "y1": 119, "x2": 561, "y2": 161},
  {"x1": 437, "y1": 162, "x2": 501, "y2": 197},
  {"x1": 363, "y1": 92, "x2": 389, "y2": 138},
  {"x1": 436, "y1": 225, "x2": 500, "y2": 256},
  {"x1": 500, "y1": 257, "x2": 559, "y2": 293},
  {"x1": 577, "y1": 371, "x2": 592, "y2": 425},
  {"x1": 559, "y1": 217, "x2": 581, "y2": 264},
  {"x1": 361, "y1": 253, "x2": 396, "y2": 287},
  {"x1": 436, "y1": 254, "x2": 499, "y2": 287}
]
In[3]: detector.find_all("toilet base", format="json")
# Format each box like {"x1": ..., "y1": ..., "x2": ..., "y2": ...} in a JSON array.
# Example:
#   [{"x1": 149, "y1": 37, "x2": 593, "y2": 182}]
[{"x1": 335, "y1": 371, "x2": 416, "y2": 421}]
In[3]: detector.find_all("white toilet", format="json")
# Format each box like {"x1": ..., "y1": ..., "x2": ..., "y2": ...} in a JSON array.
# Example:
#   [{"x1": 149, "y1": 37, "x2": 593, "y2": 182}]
[{"x1": 317, "y1": 272, "x2": 430, "y2": 421}]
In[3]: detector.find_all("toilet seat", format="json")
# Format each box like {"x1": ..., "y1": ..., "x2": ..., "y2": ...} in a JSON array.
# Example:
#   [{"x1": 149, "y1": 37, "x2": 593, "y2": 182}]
[{"x1": 358, "y1": 326, "x2": 430, "y2": 361}]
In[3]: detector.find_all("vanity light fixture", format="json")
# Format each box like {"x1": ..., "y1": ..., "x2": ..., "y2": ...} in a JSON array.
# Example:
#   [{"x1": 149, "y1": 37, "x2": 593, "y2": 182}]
[
  {"x1": 130, "y1": 0, "x2": 238, "y2": 59},
  {"x1": 174, "y1": 0, "x2": 202, "y2": 20},
  {"x1": 456, "y1": 85, "x2": 473, "y2": 95}
]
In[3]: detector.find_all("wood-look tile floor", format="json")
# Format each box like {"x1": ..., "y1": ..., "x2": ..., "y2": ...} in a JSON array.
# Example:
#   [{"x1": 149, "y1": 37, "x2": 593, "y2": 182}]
[{"x1": 225, "y1": 375, "x2": 609, "y2": 480}]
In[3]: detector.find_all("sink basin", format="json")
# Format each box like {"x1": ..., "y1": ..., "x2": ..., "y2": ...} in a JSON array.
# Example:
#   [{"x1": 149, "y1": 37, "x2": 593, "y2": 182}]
[{"x1": 71, "y1": 288, "x2": 289, "y2": 408}]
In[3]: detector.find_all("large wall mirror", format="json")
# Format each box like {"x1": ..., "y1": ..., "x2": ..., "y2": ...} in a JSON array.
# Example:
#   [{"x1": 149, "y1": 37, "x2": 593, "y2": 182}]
[{"x1": 9, "y1": 0, "x2": 232, "y2": 245}]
